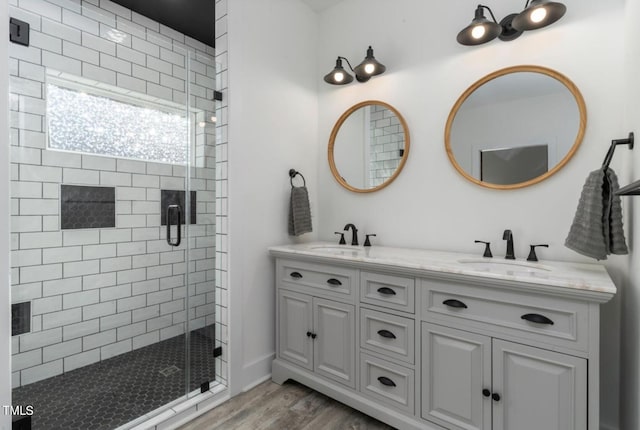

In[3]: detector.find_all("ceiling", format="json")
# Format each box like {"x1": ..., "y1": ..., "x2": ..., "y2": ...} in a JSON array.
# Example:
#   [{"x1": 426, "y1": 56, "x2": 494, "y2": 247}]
[
  {"x1": 108, "y1": 0, "x2": 346, "y2": 48},
  {"x1": 300, "y1": 0, "x2": 346, "y2": 12},
  {"x1": 111, "y1": 0, "x2": 215, "y2": 47}
]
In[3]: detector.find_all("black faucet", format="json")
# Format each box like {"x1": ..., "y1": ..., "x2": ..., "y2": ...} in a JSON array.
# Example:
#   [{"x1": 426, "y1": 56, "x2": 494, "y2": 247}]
[
  {"x1": 344, "y1": 223, "x2": 359, "y2": 246},
  {"x1": 503, "y1": 229, "x2": 515, "y2": 260}
]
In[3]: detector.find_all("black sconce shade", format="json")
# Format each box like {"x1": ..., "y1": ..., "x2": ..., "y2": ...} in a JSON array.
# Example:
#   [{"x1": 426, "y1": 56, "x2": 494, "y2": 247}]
[
  {"x1": 324, "y1": 57, "x2": 354, "y2": 85},
  {"x1": 457, "y1": 5, "x2": 503, "y2": 46},
  {"x1": 511, "y1": 0, "x2": 566, "y2": 31},
  {"x1": 353, "y1": 46, "x2": 386, "y2": 82}
]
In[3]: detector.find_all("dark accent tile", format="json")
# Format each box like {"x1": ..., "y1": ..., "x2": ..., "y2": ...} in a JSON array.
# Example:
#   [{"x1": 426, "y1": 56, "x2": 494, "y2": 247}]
[
  {"x1": 61, "y1": 185, "x2": 115, "y2": 230},
  {"x1": 12, "y1": 302, "x2": 30, "y2": 336},
  {"x1": 161, "y1": 190, "x2": 196, "y2": 226},
  {"x1": 12, "y1": 325, "x2": 216, "y2": 430}
]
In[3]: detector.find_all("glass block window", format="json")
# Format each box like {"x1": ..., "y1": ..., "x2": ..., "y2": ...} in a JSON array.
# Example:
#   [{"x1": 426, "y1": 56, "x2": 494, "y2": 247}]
[{"x1": 46, "y1": 82, "x2": 189, "y2": 164}]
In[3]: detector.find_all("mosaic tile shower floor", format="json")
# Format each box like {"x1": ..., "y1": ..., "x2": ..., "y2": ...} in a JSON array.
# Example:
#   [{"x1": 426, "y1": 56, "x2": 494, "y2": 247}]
[{"x1": 12, "y1": 327, "x2": 216, "y2": 430}]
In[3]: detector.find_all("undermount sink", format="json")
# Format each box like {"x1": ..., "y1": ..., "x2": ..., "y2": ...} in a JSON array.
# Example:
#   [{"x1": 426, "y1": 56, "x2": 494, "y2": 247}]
[
  {"x1": 309, "y1": 245, "x2": 365, "y2": 254},
  {"x1": 457, "y1": 258, "x2": 552, "y2": 275}
]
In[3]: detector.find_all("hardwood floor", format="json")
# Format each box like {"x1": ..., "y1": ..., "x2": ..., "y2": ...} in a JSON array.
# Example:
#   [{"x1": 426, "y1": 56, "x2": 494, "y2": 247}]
[{"x1": 179, "y1": 380, "x2": 396, "y2": 430}]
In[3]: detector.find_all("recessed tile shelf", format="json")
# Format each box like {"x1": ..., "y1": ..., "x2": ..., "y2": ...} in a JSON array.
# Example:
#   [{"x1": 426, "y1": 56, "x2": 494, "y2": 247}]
[
  {"x1": 161, "y1": 190, "x2": 197, "y2": 225},
  {"x1": 61, "y1": 185, "x2": 116, "y2": 230}
]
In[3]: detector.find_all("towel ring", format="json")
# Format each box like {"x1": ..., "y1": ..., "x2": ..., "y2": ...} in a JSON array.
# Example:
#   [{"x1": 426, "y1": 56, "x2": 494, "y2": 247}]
[{"x1": 289, "y1": 169, "x2": 306, "y2": 188}]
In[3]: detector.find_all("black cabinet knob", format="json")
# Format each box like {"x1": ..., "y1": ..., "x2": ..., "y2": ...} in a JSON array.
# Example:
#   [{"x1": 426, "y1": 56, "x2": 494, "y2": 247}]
[
  {"x1": 310, "y1": 333, "x2": 317, "y2": 339},
  {"x1": 306, "y1": 331, "x2": 312, "y2": 338},
  {"x1": 290, "y1": 272, "x2": 303, "y2": 279},
  {"x1": 482, "y1": 389, "x2": 491, "y2": 397},
  {"x1": 492, "y1": 393, "x2": 501, "y2": 402}
]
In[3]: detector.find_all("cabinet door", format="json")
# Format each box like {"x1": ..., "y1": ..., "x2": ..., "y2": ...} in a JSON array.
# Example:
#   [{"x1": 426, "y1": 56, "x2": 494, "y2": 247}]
[
  {"x1": 421, "y1": 323, "x2": 491, "y2": 430},
  {"x1": 278, "y1": 290, "x2": 313, "y2": 371},
  {"x1": 492, "y1": 339, "x2": 587, "y2": 430},
  {"x1": 313, "y1": 297, "x2": 356, "y2": 388}
]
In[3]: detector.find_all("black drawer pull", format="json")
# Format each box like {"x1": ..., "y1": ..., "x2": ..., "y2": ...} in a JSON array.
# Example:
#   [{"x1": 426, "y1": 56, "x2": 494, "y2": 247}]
[
  {"x1": 443, "y1": 299, "x2": 468, "y2": 309},
  {"x1": 377, "y1": 329, "x2": 397, "y2": 339},
  {"x1": 327, "y1": 278, "x2": 342, "y2": 286},
  {"x1": 306, "y1": 331, "x2": 312, "y2": 338},
  {"x1": 521, "y1": 313, "x2": 554, "y2": 325},
  {"x1": 377, "y1": 376, "x2": 396, "y2": 387},
  {"x1": 492, "y1": 393, "x2": 501, "y2": 402},
  {"x1": 377, "y1": 287, "x2": 396, "y2": 296},
  {"x1": 482, "y1": 389, "x2": 491, "y2": 397},
  {"x1": 290, "y1": 272, "x2": 303, "y2": 279}
]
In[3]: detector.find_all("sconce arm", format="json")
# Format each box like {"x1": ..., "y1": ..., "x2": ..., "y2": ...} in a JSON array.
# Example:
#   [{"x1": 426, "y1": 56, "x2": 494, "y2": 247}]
[
  {"x1": 338, "y1": 56, "x2": 356, "y2": 72},
  {"x1": 478, "y1": 4, "x2": 499, "y2": 24}
]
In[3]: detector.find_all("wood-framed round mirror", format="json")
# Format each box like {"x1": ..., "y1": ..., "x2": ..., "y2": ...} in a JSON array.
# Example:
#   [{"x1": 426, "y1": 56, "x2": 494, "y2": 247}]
[
  {"x1": 445, "y1": 65, "x2": 587, "y2": 190},
  {"x1": 329, "y1": 100, "x2": 410, "y2": 193}
]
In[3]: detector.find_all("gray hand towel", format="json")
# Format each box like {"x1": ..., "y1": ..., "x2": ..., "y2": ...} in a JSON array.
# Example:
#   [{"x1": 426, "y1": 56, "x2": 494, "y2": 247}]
[
  {"x1": 606, "y1": 169, "x2": 628, "y2": 255},
  {"x1": 288, "y1": 186, "x2": 312, "y2": 236},
  {"x1": 565, "y1": 167, "x2": 628, "y2": 260}
]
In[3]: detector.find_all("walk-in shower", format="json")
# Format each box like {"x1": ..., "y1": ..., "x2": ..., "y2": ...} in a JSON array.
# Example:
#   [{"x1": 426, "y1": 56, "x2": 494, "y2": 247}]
[{"x1": 8, "y1": 0, "x2": 220, "y2": 428}]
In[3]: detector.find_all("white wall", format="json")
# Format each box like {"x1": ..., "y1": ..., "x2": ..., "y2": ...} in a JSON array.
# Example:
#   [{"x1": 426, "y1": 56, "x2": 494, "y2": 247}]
[
  {"x1": 316, "y1": 0, "x2": 626, "y2": 427},
  {"x1": 226, "y1": 0, "x2": 319, "y2": 394},
  {"x1": 621, "y1": 0, "x2": 640, "y2": 428},
  {"x1": 1, "y1": 2, "x2": 11, "y2": 429}
]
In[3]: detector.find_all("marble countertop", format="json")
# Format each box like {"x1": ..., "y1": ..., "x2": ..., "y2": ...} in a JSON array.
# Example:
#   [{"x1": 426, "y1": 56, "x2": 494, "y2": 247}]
[{"x1": 268, "y1": 242, "x2": 617, "y2": 296}]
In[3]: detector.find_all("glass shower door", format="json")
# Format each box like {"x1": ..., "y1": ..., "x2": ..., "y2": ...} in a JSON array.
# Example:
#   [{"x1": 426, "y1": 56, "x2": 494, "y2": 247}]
[
  {"x1": 185, "y1": 49, "x2": 218, "y2": 393},
  {"x1": 8, "y1": 1, "x2": 217, "y2": 428}
]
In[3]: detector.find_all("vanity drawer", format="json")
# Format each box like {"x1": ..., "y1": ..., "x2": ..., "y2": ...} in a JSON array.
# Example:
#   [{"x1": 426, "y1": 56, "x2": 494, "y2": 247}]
[
  {"x1": 360, "y1": 308, "x2": 415, "y2": 364},
  {"x1": 421, "y1": 280, "x2": 589, "y2": 352},
  {"x1": 360, "y1": 353, "x2": 415, "y2": 414},
  {"x1": 360, "y1": 271, "x2": 415, "y2": 313},
  {"x1": 278, "y1": 259, "x2": 356, "y2": 299}
]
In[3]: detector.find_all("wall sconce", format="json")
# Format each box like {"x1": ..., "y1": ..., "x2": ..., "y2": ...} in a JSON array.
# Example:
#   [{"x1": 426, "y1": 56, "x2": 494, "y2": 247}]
[
  {"x1": 457, "y1": 1, "x2": 566, "y2": 46},
  {"x1": 324, "y1": 46, "x2": 386, "y2": 85}
]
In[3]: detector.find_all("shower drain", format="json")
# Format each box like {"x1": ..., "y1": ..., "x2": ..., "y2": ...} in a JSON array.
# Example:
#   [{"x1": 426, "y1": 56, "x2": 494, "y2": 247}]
[{"x1": 159, "y1": 365, "x2": 181, "y2": 377}]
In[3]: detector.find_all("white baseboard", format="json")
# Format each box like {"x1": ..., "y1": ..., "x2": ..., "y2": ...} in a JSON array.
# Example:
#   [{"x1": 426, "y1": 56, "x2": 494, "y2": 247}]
[{"x1": 241, "y1": 352, "x2": 275, "y2": 392}]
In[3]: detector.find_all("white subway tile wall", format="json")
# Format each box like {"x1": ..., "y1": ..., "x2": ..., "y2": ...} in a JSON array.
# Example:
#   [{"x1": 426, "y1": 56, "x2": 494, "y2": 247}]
[{"x1": 9, "y1": 0, "x2": 220, "y2": 388}]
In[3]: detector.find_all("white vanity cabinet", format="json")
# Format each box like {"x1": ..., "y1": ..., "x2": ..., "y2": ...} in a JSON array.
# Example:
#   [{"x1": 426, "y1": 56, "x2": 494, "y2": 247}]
[
  {"x1": 421, "y1": 324, "x2": 586, "y2": 430},
  {"x1": 278, "y1": 289, "x2": 356, "y2": 388},
  {"x1": 421, "y1": 277, "x2": 591, "y2": 430},
  {"x1": 277, "y1": 260, "x2": 357, "y2": 388},
  {"x1": 270, "y1": 243, "x2": 615, "y2": 430}
]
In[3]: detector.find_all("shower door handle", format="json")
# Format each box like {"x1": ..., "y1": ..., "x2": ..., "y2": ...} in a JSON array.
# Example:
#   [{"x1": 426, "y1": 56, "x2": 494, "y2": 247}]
[{"x1": 166, "y1": 205, "x2": 182, "y2": 247}]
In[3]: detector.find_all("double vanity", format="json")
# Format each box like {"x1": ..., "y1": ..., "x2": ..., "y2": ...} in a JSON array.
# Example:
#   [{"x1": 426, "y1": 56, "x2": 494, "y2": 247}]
[{"x1": 269, "y1": 242, "x2": 615, "y2": 430}]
